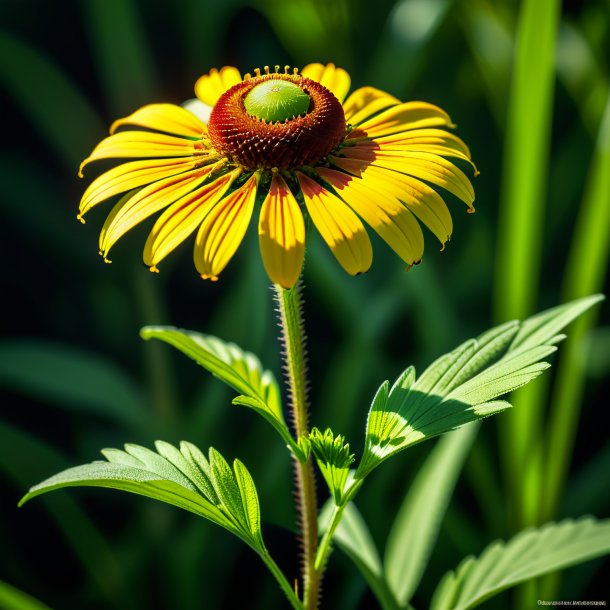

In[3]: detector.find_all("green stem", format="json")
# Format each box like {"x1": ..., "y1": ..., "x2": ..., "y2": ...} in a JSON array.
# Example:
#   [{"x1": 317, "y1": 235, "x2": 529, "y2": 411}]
[
  {"x1": 274, "y1": 283, "x2": 320, "y2": 610},
  {"x1": 314, "y1": 480, "x2": 363, "y2": 573},
  {"x1": 315, "y1": 504, "x2": 342, "y2": 572},
  {"x1": 260, "y1": 550, "x2": 304, "y2": 610}
]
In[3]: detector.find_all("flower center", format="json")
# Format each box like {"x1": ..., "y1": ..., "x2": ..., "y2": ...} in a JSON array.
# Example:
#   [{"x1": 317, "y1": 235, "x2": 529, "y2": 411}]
[
  {"x1": 207, "y1": 68, "x2": 346, "y2": 170},
  {"x1": 243, "y1": 79, "x2": 311, "y2": 123}
]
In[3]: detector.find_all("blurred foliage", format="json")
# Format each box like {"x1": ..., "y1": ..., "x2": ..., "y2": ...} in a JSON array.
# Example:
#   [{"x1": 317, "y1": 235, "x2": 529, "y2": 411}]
[{"x1": 0, "y1": 0, "x2": 608, "y2": 608}]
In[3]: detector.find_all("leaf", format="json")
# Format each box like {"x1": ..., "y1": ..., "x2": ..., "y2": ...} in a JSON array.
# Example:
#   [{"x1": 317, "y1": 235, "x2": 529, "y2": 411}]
[
  {"x1": 430, "y1": 517, "x2": 610, "y2": 610},
  {"x1": 20, "y1": 442, "x2": 267, "y2": 554},
  {"x1": 357, "y1": 296, "x2": 603, "y2": 476},
  {"x1": 0, "y1": 340, "x2": 148, "y2": 428},
  {"x1": 319, "y1": 501, "x2": 400, "y2": 610},
  {"x1": 0, "y1": 579, "x2": 52, "y2": 610},
  {"x1": 308, "y1": 428, "x2": 355, "y2": 505},
  {"x1": 141, "y1": 327, "x2": 294, "y2": 450},
  {"x1": 384, "y1": 423, "x2": 480, "y2": 607}
]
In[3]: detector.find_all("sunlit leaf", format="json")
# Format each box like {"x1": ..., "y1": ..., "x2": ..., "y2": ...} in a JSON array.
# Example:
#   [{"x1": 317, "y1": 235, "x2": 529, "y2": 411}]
[
  {"x1": 20, "y1": 441, "x2": 266, "y2": 553},
  {"x1": 140, "y1": 327, "x2": 294, "y2": 451},
  {"x1": 358, "y1": 295, "x2": 603, "y2": 476},
  {"x1": 308, "y1": 428, "x2": 355, "y2": 505},
  {"x1": 430, "y1": 518, "x2": 610, "y2": 610}
]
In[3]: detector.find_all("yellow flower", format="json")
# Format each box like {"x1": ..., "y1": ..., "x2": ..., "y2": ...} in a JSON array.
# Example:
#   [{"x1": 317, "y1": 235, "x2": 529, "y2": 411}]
[{"x1": 78, "y1": 63, "x2": 476, "y2": 288}]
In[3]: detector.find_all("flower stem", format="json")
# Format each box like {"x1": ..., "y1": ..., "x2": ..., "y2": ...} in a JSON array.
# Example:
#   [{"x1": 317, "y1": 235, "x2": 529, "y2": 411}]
[{"x1": 274, "y1": 283, "x2": 320, "y2": 610}]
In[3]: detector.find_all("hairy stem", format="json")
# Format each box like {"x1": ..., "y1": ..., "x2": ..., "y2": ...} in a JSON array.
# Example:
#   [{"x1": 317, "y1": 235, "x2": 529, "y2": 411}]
[{"x1": 274, "y1": 283, "x2": 320, "y2": 610}]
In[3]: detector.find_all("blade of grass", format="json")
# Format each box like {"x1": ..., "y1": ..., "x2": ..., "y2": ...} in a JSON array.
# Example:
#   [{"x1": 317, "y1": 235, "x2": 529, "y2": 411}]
[
  {"x1": 82, "y1": 0, "x2": 157, "y2": 112},
  {"x1": 543, "y1": 93, "x2": 610, "y2": 521},
  {"x1": 0, "y1": 30, "x2": 104, "y2": 168},
  {"x1": 0, "y1": 580, "x2": 52, "y2": 610},
  {"x1": 493, "y1": 0, "x2": 561, "y2": 530}
]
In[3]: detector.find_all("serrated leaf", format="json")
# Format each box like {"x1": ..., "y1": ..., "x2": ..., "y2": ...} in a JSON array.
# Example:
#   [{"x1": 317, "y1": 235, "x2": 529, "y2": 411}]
[
  {"x1": 358, "y1": 296, "x2": 603, "y2": 476},
  {"x1": 319, "y1": 501, "x2": 400, "y2": 610},
  {"x1": 0, "y1": 341, "x2": 148, "y2": 427},
  {"x1": 141, "y1": 327, "x2": 293, "y2": 448},
  {"x1": 384, "y1": 424, "x2": 479, "y2": 607},
  {"x1": 430, "y1": 517, "x2": 610, "y2": 610},
  {"x1": 20, "y1": 442, "x2": 266, "y2": 553}
]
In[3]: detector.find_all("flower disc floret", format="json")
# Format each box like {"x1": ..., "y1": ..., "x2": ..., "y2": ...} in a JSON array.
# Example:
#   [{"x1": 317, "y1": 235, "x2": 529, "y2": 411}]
[{"x1": 207, "y1": 72, "x2": 346, "y2": 170}]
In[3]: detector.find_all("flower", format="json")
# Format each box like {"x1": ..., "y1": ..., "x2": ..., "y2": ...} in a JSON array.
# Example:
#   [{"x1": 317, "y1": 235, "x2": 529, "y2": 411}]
[{"x1": 78, "y1": 63, "x2": 476, "y2": 288}]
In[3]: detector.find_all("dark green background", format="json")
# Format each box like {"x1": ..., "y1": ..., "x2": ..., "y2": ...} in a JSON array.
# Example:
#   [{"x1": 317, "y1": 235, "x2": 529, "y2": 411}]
[{"x1": 1, "y1": 0, "x2": 609, "y2": 608}]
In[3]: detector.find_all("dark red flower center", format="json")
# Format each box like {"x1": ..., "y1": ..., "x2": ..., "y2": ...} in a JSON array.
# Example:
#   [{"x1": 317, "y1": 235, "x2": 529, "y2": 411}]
[{"x1": 207, "y1": 70, "x2": 347, "y2": 170}]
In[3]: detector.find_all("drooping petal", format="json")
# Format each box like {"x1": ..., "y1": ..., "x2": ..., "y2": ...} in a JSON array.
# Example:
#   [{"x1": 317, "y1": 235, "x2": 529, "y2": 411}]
[
  {"x1": 79, "y1": 157, "x2": 203, "y2": 217},
  {"x1": 349, "y1": 102, "x2": 455, "y2": 139},
  {"x1": 143, "y1": 170, "x2": 239, "y2": 269},
  {"x1": 318, "y1": 167, "x2": 424, "y2": 265},
  {"x1": 340, "y1": 147, "x2": 475, "y2": 209},
  {"x1": 79, "y1": 131, "x2": 208, "y2": 175},
  {"x1": 195, "y1": 66, "x2": 243, "y2": 106},
  {"x1": 301, "y1": 63, "x2": 351, "y2": 103},
  {"x1": 297, "y1": 172, "x2": 372, "y2": 275},
  {"x1": 330, "y1": 157, "x2": 452, "y2": 245},
  {"x1": 258, "y1": 175, "x2": 305, "y2": 288},
  {"x1": 342, "y1": 86, "x2": 400, "y2": 125},
  {"x1": 110, "y1": 104, "x2": 206, "y2": 137},
  {"x1": 194, "y1": 173, "x2": 259, "y2": 281},
  {"x1": 99, "y1": 162, "x2": 224, "y2": 258}
]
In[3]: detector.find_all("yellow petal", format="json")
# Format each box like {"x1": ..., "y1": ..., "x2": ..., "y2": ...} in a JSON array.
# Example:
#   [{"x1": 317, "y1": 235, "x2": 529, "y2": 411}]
[
  {"x1": 341, "y1": 147, "x2": 475, "y2": 209},
  {"x1": 318, "y1": 168, "x2": 423, "y2": 265},
  {"x1": 372, "y1": 129, "x2": 476, "y2": 172},
  {"x1": 376, "y1": 128, "x2": 472, "y2": 157},
  {"x1": 330, "y1": 158, "x2": 452, "y2": 244},
  {"x1": 342, "y1": 86, "x2": 400, "y2": 125},
  {"x1": 195, "y1": 66, "x2": 243, "y2": 106},
  {"x1": 258, "y1": 175, "x2": 305, "y2": 289},
  {"x1": 100, "y1": 162, "x2": 224, "y2": 257},
  {"x1": 301, "y1": 63, "x2": 351, "y2": 103},
  {"x1": 143, "y1": 170, "x2": 239, "y2": 268},
  {"x1": 352, "y1": 102, "x2": 455, "y2": 139},
  {"x1": 297, "y1": 172, "x2": 372, "y2": 275},
  {"x1": 79, "y1": 131, "x2": 208, "y2": 176},
  {"x1": 110, "y1": 104, "x2": 206, "y2": 137},
  {"x1": 194, "y1": 173, "x2": 258, "y2": 280},
  {"x1": 79, "y1": 157, "x2": 202, "y2": 217}
]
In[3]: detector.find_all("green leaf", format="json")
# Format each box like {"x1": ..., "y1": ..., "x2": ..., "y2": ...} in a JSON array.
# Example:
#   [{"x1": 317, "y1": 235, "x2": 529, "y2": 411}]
[
  {"x1": 0, "y1": 579, "x2": 52, "y2": 610},
  {"x1": 358, "y1": 296, "x2": 603, "y2": 477},
  {"x1": 141, "y1": 327, "x2": 295, "y2": 450},
  {"x1": 20, "y1": 442, "x2": 266, "y2": 553},
  {"x1": 308, "y1": 428, "x2": 355, "y2": 505},
  {"x1": 430, "y1": 517, "x2": 610, "y2": 610},
  {"x1": 384, "y1": 423, "x2": 480, "y2": 607},
  {"x1": 0, "y1": 340, "x2": 148, "y2": 428},
  {"x1": 319, "y1": 501, "x2": 400, "y2": 610}
]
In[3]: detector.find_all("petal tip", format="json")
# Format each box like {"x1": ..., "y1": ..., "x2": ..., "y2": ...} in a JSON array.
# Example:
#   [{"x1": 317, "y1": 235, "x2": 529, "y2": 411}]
[{"x1": 200, "y1": 274, "x2": 219, "y2": 282}]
